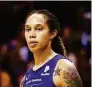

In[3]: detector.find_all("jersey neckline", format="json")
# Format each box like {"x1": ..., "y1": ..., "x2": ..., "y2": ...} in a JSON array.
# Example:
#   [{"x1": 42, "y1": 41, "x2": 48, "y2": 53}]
[{"x1": 31, "y1": 54, "x2": 59, "y2": 72}]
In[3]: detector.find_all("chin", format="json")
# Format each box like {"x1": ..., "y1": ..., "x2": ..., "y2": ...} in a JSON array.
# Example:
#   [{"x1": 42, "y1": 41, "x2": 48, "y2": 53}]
[{"x1": 29, "y1": 47, "x2": 40, "y2": 53}]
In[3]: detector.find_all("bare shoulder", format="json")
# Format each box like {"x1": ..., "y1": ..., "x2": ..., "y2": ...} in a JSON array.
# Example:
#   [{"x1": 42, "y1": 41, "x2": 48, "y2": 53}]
[
  {"x1": 53, "y1": 59, "x2": 83, "y2": 87},
  {"x1": 19, "y1": 75, "x2": 25, "y2": 87}
]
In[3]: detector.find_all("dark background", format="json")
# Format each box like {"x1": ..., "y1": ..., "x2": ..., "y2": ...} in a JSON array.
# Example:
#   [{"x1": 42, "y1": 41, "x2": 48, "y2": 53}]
[{"x1": 0, "y1": 1, "x2": 91, "y2": 44}]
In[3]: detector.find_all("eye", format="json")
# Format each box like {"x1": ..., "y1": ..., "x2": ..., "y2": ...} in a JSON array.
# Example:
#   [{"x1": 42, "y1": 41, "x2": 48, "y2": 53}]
[
  {"x1": 36, "y1": 27, "x2": 43, "y2": 31},
  {"x1": 25, "y1": 28, "x2": 31, "y2": 32}
]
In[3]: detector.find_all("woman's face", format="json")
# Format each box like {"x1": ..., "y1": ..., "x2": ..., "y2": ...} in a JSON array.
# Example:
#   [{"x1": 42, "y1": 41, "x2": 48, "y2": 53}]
[{"x1": 25, "y1": 13, "x2": 52, "y2": 52}]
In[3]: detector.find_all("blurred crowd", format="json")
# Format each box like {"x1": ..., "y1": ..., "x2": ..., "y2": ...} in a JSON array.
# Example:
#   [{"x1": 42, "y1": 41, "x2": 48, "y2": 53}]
[
  {"x1": 0, "y1": 29, "x2": 34, "y2": 87},
  {"x1": 0, "y1": 2, "x2": 91, "y2": 87}
]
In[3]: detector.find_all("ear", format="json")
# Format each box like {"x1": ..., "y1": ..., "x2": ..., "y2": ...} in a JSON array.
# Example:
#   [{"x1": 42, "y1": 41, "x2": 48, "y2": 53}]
[{"x1": 50, "y1": 30, "x2": 58, "y2": 40}]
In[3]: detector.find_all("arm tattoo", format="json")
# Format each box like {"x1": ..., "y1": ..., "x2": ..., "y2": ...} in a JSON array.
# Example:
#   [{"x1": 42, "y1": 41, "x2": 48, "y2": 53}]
[
  {"x1": 63, "y1": 67, "x2": 83, "y2": 87},
  {"x1": 54, "y1": 67, "x2": 61, "y2": 76}
]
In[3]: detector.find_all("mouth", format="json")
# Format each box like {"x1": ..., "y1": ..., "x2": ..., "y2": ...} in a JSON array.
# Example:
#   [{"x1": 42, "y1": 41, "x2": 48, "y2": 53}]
[
  {"x1": 29, "y1": 41, "x2": 38, "y2": 44},
  {"x1": 28, "y1": 41, "x2": 38, "y2": 47}
]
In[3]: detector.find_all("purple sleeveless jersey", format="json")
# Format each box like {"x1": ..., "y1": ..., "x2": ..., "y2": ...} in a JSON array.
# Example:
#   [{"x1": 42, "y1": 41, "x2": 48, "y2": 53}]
[{"x1": 23, "y1": 54, "x2": 65, "y2": 87}]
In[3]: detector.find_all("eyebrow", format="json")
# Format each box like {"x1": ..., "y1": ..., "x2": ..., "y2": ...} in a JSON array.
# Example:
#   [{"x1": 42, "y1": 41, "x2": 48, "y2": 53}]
[
  {"x1": 25, "y1": 24, "x2": 44, "y2": 28},
  {"x1": 25, "y1": 25, "x2": 30, "y2": 28}
]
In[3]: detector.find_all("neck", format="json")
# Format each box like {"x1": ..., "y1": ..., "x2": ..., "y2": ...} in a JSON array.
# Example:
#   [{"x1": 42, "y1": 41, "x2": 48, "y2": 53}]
[{"x1": 33, "y1": 43, "x2": 57, "y2": 67}]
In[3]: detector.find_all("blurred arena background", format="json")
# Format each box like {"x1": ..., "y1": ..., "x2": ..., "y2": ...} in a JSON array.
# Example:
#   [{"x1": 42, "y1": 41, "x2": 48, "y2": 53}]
[{"x1": 0, "y1": 1, "x2": 91, "y2": 87}]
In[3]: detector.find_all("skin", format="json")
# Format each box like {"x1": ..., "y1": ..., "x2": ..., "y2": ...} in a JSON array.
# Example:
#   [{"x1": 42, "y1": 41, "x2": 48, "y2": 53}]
[
  {"x1": 20, "y1": 13, "x2": 83, "y2": 87},
  {"x1": 25, "y1": 13, "x2": 51, "y2": 52}
]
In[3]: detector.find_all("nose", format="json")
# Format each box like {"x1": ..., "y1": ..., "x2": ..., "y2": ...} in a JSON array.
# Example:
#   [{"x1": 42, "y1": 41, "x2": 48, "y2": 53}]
[
  {"x1": 29, "y1": 29, "x2": 36, "y2": 38},
  {"x1": 29, "y1": 35, "x2": 36, "y2": 38}
]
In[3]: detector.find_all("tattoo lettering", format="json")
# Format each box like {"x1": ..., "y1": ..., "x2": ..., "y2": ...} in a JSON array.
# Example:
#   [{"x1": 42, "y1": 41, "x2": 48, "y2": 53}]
[
  {"x1": 63, "y1": 67, "x2": 82, "y2": 87},
  {"x1": 54, "y1": 67, "x2": 61, "y2": 76}
]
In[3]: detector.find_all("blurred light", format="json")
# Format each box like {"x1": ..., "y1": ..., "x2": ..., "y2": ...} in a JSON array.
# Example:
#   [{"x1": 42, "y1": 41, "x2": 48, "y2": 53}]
[
  {"x1": 81, "y1": 32, "x2": 89, "y2": 47},
  {"x1": 83, "y1": 11, "x2": 91, "y2": 19},
  {"x1": 19, "y1": 46, "x2": 28, "y2": 62}
]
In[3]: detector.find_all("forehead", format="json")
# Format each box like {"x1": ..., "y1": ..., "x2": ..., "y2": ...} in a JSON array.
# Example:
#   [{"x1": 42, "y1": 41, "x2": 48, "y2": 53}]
[{"x1": 25, "y1": 13, "x2": 46, "y2": 25}]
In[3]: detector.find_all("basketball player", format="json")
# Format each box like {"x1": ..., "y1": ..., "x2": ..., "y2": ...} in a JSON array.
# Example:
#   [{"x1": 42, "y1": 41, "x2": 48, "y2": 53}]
[{"x1": 20, "y1": 9, "x2": 83, "y2": 87}]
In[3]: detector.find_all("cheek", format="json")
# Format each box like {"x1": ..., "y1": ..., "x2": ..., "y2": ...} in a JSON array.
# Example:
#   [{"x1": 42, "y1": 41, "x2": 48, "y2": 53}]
[
  {"x1": 25, "y1": 33, "x2": 28, "y2": 41},
  {"x1": 38, "y1": 32, "x2": 50, "y2": 45},
  {"x1": 24, "y1": 33, "x2": 30, "y2": 46}
]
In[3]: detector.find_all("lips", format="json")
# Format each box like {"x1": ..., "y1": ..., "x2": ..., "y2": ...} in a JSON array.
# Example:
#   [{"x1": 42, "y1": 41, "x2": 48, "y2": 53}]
[
  {"x1": 28, "y1": 41, "x2": 38, "y2": 47},
  {"x1": 29, "y1": 41, "x2": 38, "y2": 44}
]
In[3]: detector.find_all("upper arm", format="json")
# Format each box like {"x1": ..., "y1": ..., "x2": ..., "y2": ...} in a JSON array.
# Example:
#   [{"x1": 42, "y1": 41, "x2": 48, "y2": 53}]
[
  {"x1": 19, "y1": 75, "x2": 25, "y2": 87},
  {"x1": 53, "y1": 59, "x2": 83, "y2": 87}
]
